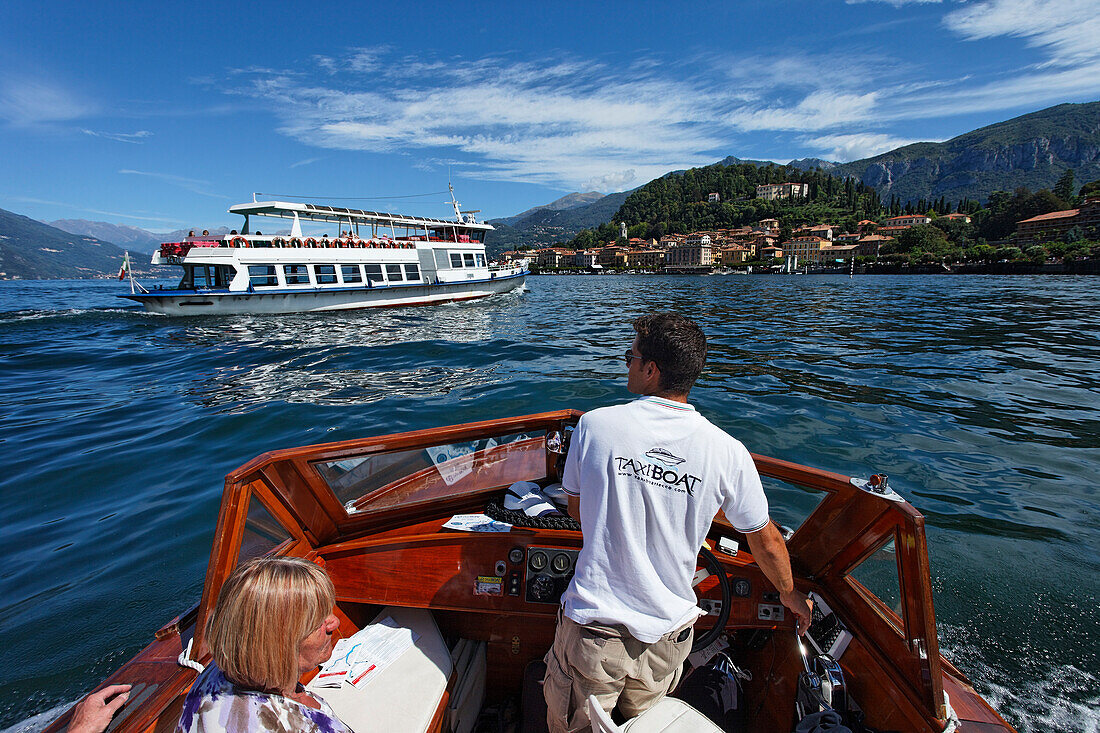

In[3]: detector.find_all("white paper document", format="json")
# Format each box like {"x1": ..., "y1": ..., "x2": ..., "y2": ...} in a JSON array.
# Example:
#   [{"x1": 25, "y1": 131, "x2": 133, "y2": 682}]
[
  {"x1": 315, "y1": 616, "x2": 419, "y2": 689},
  {"x1": 442, "y1": 513, "x2": 513, "y2": 533}
]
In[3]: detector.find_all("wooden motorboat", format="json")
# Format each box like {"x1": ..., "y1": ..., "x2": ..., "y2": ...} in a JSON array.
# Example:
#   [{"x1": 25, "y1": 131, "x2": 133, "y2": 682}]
[{"x1": 44, "y1": 410, "x2": 1016, "y2": 732}]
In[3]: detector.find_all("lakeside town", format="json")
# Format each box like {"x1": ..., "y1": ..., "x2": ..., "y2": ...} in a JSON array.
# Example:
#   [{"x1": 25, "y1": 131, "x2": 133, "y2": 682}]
[{"x1": 501, "y1": 182, "x2": 1100, "y2": 274}]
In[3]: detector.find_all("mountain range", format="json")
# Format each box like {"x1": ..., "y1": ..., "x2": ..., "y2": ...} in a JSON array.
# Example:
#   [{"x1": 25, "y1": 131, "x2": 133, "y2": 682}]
[
  {"x1": 3, "y1": 101, "x2": 1097, "y2": 277},
  {"x1": 0, "y1": 208, "x2": 131, "y2": 279},
  {"x1": 49, "y1": 220, "x2": 231, "y2": 254},
  {"x1": 485, "y1": 101, "x2": 1098, "y2": 252},
  {"x1": 831, "y1": 102, "x2": 1100, "y2": 206}
]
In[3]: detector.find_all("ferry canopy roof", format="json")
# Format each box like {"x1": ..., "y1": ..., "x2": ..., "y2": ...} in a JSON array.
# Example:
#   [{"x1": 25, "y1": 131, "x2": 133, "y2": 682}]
[{"x1": 228, "y1": 200, "x2": 494, "y2": 231}]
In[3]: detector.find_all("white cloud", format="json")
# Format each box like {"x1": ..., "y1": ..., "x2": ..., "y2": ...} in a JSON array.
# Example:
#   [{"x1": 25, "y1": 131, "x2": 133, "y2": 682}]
[
  {"x1": 728, "y1": 91, "x2": 880, "y2": 132},
  {"x1": 233, "y1": 53, "x2": 727, "y2": 189},
  {"x1": 890, "y1": 60, "x2": 1100, "y2": 120},
  {"x1": 944, "y1": 0, "x2": 1100, "y2": 66},
  {"x1": 81, "y1": 129, "x2": 152, "y2": 144},
  {"x1": 221, "y1": 35, "x2": 1099, "y2": 191},
  {"x1": 118, "y1": 169, "x2": 228, "y2": 199},
  {"x1": 0, "y1": 78, "x2": 94, "y2": 125},
  {"x1": 11, "y1": 196, "x2": 182, "y2": 225},
  {"x1": 585, "y1": 170, "x2": 637, "y2": 192},
  {"x1": 846, "y1": 0, "x2": 942, "y2": 5},
  {"x1": 803, "y1": 132, "x2": 929, "y2": 161},
  {"x1": 289, "y1": 157, "x2": 322, "y2": 168}
]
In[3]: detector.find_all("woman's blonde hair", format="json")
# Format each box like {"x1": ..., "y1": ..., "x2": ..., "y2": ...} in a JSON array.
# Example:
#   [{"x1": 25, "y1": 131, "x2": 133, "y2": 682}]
[{"x1": 206, "y1": 556, "x2": 335, "y2": 692}]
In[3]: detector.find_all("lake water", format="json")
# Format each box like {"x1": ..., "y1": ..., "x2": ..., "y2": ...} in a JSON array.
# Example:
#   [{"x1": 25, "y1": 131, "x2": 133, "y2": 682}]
[{"x1": 0, "y1": 275, "x2": 1097, "y2": 732}]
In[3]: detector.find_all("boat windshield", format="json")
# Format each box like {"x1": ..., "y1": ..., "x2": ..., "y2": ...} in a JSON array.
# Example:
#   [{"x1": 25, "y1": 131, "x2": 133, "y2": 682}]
[{"x1": 313, "y1": 429, "x2": 547, "y2": 515}]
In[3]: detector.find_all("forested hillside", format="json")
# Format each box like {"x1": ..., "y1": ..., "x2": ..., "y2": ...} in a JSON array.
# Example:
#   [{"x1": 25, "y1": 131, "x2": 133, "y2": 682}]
[{"x1": 572, "y1": 163, "x2": 886, "y2": 247}]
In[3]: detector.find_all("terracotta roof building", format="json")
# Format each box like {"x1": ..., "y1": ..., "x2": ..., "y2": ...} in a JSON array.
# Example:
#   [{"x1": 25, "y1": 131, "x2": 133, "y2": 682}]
[{"x1": 1015, "y1": 198, "x2": 1100, "y2": 243}]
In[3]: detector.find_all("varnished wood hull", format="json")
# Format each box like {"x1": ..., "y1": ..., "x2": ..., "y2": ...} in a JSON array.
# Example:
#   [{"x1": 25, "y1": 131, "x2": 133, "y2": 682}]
[{"x1": 44, "y1": 411, "x2": 1016, "y2": 733}]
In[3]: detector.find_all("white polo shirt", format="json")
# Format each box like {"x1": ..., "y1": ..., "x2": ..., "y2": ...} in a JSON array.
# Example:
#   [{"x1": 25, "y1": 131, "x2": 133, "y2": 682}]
[{"x1": 560, "y1": 396, "x2": 769, "y2": 643}]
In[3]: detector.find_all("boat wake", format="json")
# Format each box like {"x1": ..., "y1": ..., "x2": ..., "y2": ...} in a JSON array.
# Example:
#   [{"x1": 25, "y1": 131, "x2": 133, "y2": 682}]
[
  {"x1": 940, "y1": 623, "x2": 1099, "y2": 733},
  {"x1": 0, "y1": 307, "x2": 137, "y2": 323},
  {"x1": 0, "y1": 702, "x2": 67, "y2": 733}
]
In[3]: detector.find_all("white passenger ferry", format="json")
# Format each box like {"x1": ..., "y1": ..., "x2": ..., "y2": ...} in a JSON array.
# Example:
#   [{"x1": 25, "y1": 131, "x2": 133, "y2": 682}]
[{"x1": 122, "y1": 190, "x2": 526, "y2": 315}]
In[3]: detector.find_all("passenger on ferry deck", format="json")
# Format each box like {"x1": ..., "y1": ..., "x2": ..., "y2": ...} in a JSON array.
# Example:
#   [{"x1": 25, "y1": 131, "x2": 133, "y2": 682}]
[
  {"x1": 544, "y1": 312, "x2": 814, "y2": 733},
  {"x1": 202, "y1": 230, "x2": 209, "y2": 236},
  {"x1": 176, "y1": 557, "x2": 352, "y2": 733}
]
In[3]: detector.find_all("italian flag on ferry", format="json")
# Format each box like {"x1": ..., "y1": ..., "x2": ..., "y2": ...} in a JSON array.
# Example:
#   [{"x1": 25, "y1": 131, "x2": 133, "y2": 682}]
[{"x1": 118, "y1": 252, "x2": 131, "y2": 281}]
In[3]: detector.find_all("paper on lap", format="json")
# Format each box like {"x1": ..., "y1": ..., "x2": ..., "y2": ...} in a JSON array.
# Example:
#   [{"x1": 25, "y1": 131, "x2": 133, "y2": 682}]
[{"x1": 314, "y1": 617, "x2": 420, "y2": 688}]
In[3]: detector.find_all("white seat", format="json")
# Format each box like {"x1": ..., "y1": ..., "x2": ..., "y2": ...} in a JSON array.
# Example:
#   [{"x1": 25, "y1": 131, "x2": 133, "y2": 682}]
[
  {"x1": 587, "y1": 694, "x2": 725, "y2": 733},
  {"x1": 308, "y1": 607, "x2": 452, "y2": 733}
]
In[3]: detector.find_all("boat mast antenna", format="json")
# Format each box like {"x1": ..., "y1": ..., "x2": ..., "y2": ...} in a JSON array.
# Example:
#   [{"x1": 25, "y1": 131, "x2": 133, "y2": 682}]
[{"x1": 449, "y1": 182, "x2": 467, "y2": 224}]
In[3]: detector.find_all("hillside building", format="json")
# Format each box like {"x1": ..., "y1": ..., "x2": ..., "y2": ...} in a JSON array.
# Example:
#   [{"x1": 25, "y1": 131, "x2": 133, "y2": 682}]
[
  {"x1": 1016, "y1": 197, "x2": 1100, "y2": 243},
  {"x1": 755, "y1": 182, "x2": 809, "y2": 201}
]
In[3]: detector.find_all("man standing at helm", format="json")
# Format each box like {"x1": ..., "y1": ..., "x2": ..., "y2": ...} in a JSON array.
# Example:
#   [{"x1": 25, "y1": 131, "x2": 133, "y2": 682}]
[{"x1": 544, "y1": 312, "x2": 813, "y2": 733}]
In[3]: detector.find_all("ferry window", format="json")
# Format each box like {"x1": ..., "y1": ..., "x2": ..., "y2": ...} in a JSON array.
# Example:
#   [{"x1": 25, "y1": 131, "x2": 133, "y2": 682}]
[
  {"x1": 248, "y1": 265, "x2": 278, "y2": 287},
  {"x1": 314, "y1": 264, "x2": 338, "y2": 284},
  {"x1": 215, "y1": 265, "x2": 236, "y2": 288},
  {"x1": 435, "y1": 250, "x2": 451, "y2": 269},
  {"x1": 404, "y1": 264, "x2": 420, "y2": 280},
  {"x1": 341, "y1": 265, "x2": 362, "y2": 283},
  {"x1": 190, "y1": 265, "x2": 214, "y2": 288},
  {"x1": 386, "y1": 264, "x2": 404, "y2": 281},
  {"x1": 450, "y1": 253, "x2": 463, "y2": 268},
  {"x1": 463, "y1": 253, "x2": 475, "y2": 267},
  {"x1": 475, "y1": 254, "x2": 486, "y2": 267},
  {"x1": 364, "y1": 264, "x2": 384, "y2": 284},
  {"x1": 284, "y1": 264, "x2": 310, "y2": 285}
]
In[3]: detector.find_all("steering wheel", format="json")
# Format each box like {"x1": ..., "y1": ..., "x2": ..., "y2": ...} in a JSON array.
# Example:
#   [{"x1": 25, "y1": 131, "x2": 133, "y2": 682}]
[{"x1": 692, "y1": 546, "x2": 732, "y2": 653}]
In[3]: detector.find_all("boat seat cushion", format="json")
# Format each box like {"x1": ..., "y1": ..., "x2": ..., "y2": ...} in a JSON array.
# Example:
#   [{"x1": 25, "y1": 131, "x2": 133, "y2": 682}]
[
  {"x1": 307, "y1": 606, "x2": 452, "y2": 733},
  {"x1": 587, "y1": 694, "x2": 725, "y2": 733}
]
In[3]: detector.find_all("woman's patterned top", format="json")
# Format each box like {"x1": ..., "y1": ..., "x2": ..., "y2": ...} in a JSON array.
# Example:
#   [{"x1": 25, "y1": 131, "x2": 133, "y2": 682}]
[{"x1": 177, "y1": 664, "x2": 353, "y2": 733}]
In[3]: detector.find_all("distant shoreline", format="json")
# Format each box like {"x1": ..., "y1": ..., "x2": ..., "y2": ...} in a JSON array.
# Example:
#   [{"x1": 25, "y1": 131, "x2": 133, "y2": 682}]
[{"x1": 531, "y1": 259, "x2": 1100, "y2": 276}]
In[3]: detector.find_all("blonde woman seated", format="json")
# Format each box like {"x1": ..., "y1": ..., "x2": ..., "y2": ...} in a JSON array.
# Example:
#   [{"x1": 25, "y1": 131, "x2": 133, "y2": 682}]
[{"x1": 177, "y1": 557, "x2": 351, "y2": 733}]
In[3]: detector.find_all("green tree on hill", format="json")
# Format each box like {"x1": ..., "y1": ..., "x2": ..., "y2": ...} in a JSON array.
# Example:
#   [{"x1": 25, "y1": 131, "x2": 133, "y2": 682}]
[
  {"x1": 975, "y1": 187, "x2": 1068, "y2": 241},
  {"x1": 1054, "y1": 169, "x2": 1075, "y2": 205}
]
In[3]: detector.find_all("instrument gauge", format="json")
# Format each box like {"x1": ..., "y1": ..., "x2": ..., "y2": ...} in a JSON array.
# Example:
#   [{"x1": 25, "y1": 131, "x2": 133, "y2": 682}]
[
  {"x1": 509, "y1": 547, "x2": 524, "y2": 565},
  {"x1": 529, "y1": 550, "x2": 548, "y2": 572},
  {"x1": 552, "y1": 553, "x2": 572, "y2": 574}
]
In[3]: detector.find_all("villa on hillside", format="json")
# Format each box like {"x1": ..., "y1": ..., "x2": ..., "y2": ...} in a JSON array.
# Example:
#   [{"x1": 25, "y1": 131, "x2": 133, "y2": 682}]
[
  {"x1": 1016, "y1": 196, "x2": 1100, "y2": 244},
  {"x1": 755, "y1": 182, "x2": 809, "y2": 201},
  {"x1": 875, "y1": 214, "x2": 933, "y2": 235}
]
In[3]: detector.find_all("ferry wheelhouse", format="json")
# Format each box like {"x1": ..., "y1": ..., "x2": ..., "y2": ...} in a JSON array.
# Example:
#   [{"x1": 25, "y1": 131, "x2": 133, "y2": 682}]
[{"x1": 122, "y1": 192, "x2": 526, "y2": 315}]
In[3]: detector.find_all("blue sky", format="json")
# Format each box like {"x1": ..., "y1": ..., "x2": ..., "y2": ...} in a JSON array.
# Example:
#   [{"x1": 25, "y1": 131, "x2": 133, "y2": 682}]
[{"x1": 2, "y1": 0, "x2": 1098, "y2": 232}]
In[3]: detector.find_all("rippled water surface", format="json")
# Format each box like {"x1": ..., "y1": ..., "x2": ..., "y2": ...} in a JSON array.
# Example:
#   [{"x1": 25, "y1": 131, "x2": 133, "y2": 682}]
[{"x1": 1, "y1": 275, "x2": 1097, "y2": 731}]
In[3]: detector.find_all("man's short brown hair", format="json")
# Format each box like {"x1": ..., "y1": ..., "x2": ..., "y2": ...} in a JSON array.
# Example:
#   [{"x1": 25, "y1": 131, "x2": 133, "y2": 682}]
[{"x1": 632, "y1": 312, "x2": 707, "y2": 394}]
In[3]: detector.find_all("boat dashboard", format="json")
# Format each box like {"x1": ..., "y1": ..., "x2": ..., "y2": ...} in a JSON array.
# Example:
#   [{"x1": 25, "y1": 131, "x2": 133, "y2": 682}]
[{"x1": 314, "y1": 516, "x2": 791, "y2": 634}]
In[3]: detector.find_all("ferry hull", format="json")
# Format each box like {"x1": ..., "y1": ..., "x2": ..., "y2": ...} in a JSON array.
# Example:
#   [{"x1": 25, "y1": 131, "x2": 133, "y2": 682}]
[{"x1": 122, "y1": 272, "x2": 526, "y2": 315}]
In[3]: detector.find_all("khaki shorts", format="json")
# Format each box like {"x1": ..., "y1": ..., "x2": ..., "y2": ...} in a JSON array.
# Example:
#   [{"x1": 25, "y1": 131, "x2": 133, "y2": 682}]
[{"x1": 543, "y1": 610, "x2": 693, "y2": 733}]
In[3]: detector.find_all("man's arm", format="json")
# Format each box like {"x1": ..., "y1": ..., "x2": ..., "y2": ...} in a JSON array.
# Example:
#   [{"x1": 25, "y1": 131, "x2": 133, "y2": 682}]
[{"x1": 745, "y1": 522, "x2": 813, "y2": 635}]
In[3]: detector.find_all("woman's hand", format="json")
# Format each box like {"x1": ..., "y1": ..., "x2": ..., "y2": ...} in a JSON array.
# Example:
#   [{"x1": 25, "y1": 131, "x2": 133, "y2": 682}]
[{"x1": 67, "y1": 684, "x2": 132, "y2": 733}]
